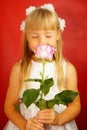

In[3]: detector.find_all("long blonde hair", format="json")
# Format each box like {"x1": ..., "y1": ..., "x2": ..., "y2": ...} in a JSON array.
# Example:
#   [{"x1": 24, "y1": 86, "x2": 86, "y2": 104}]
[{"x1": 21, "y1": 8, "x2": 65, "y2": 90}]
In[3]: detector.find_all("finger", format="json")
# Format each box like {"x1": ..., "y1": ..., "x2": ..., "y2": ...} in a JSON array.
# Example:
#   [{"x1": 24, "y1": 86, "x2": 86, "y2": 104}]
[
  {"x1": 26, "y1": 118, "x2": 44, "y2": 130},
  {"x1": 37, "y1": 109, "x2": 54, "y2": 116},
  {"x1": 37, "y1": 109, "x2": 55, "y2": 120},
  {"x1": 36, "y1": 109, "x2": 56, "y2": 125},
  {"x1": 37, "y1": 119, "x2": 54, "y2": 125}
]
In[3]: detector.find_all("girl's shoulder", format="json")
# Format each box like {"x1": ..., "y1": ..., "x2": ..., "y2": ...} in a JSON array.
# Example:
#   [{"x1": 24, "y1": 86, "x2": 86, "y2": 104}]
[
  {"x1": 65, "y1": 60, "x2": 77, "y2": 73},
  {"x1": 63, "y1": 58, "x2": 77, "y2": 78},
  {"x1": 10, "y1": 59, "x2": 22, "y2": 79},
  {"x1": 64, "y1": 59, "x2": 77, "y2": 82},
  {"x1": 12, "y1": 60, "x2": 21, "y2": 71},
  {"x1": 64, "y1": 59, "x2": 78, "y2": 91},
  {"x1": 62, "y1": 59, "x2": 77, "y2": 78},
  {"x1": 63, "y1": 58, "x2": 76, "y2": 70}
]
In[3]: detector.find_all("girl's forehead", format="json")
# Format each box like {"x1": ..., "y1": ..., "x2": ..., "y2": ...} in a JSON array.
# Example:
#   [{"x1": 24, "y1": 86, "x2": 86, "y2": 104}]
[
  {"x1": 28, "y1": 25, "x2": 57, "y2": 31},
  {"x1": 26, "y1": 19, "x2": 58, "y2": 31},
  {"x1": 29, "y1": 30, "x2": 57, "y2": 33}
]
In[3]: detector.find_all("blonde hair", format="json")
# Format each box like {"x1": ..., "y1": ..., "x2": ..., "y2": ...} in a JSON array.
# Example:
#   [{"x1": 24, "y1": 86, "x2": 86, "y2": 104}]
[{"x1": 21, "y1": 8, "x2": 65, "y2": 90}]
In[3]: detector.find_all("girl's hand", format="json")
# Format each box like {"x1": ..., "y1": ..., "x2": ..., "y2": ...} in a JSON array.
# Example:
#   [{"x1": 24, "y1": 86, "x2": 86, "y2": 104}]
[
  {"x1": 26, "y1": 117, "x2": 44, "y2": 130},
  {"x1": 36, "y1": 109, "x2": 58, "y2": 125}
]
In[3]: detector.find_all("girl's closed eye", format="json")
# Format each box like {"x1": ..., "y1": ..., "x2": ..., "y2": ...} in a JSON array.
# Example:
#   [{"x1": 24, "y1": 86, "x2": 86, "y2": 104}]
[
  {"x1": 32, "y1": 34, "x2": 38, "y2": 38},
  {"x1": 46, "y1": 33, "x2": 53, "y2": 38}
]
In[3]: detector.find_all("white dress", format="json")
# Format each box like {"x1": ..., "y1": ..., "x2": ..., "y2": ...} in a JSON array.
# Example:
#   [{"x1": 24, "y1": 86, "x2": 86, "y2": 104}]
[{"x1": 4, "y1": 60, "x2": 78, "y2": 130}]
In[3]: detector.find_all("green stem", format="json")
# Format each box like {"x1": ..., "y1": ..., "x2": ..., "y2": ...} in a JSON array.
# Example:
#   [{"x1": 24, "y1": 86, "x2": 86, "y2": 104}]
[
  {"x1": 40, "y1": 60, "x2": 45, "y2": 99},
  {"x1": 42, "y1": 60, "x2": 45, "y2": 82}
]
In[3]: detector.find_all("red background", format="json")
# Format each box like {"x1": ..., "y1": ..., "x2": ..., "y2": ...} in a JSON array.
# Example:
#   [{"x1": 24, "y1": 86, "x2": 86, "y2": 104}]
[{"x1": 0, "y1": 0, "x2": 87, "y2": 129}]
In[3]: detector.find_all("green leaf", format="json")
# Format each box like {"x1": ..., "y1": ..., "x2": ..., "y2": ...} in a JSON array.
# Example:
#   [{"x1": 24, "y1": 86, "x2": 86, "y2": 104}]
[
  {"x1": 40, "y1": 78, "x2": 54, "y2": 96},
  {"x1": 24, "y1": 78, "x2": 42, "y2": 83},
  {"x1": 53, "y1": 90, "x2": 79, "y2": 105},
  {"x1": 15, "y1": 103, "x2": 20, "y2": 112},
  {"x1": 22, "y1": 89, "x2": 39, "y2": 108},
  {"x1": 48, "y1": 100, "x2": 55, "y2": 108},
  {"x1": 39, "y1": 99, "x2": 48, "y2": 110}
]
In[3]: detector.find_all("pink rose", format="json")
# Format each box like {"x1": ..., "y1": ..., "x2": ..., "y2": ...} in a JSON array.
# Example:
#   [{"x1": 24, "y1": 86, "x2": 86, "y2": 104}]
[{"x1": 34, "y1": 44, "x2": 56, "y2": 60}]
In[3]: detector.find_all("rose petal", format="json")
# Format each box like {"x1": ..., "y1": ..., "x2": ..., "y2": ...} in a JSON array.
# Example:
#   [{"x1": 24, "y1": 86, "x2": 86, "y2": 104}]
[{"x1": 34, "y1": 44, "x2": 56, "y2": 60}]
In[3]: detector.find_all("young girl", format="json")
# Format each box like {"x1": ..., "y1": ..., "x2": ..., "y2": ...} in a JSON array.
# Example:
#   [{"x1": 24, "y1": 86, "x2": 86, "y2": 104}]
[{"x1": 4, "y1": 3, "x2": 81, "y2": 130}]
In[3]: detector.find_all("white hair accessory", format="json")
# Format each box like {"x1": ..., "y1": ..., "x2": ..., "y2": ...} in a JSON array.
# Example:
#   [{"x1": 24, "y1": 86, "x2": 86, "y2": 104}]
[
  {"x1": 58, "y1": 17, "x2": 66, "y2": 31},
  {"x1": 20, "y1": 20, "x2": 25, "y2": 31},
  {"x1": 26, "y1": 6, "x2": 36, "y2": 15},
  {"x1": 41, "y1": 3, "x2": 55, "y2": 12},
  {"x1": 20, "y1": 3, "x2": 66, "y2": 31}
]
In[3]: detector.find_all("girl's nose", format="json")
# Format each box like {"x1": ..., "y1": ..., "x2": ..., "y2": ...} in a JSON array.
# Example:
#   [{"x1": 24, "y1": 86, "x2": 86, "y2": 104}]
[{"x1": 38, "y1": 36, "x2": 46, "y2": 44}]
